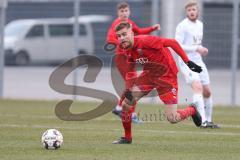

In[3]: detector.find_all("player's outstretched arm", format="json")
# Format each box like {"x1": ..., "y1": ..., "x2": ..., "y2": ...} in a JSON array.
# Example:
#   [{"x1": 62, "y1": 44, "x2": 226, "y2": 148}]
[
  {"x1": 162, "y1": 39, "x2": 189, "y2": 62},
  {"x1": 132, "y1": 21, "x2": 160, "y2": 35},
  {"x1": 162, "y1": 39, "x2": 202, "y2": 73}
]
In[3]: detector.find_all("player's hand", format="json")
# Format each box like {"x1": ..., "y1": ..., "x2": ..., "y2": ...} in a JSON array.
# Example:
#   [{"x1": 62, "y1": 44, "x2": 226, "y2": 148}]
[
  {"x1": 196, "y1": 46, "x2": 208, "y2": 56},
  {"x1": 186, "y1": 61, "x2": 202, "y2": 73},
  {"x1": 153, "y1": 24, "x2": 161, "y2": 30}
]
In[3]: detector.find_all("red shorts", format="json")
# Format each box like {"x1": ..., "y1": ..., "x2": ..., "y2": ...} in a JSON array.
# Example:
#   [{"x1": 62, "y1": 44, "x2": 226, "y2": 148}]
[{"x1": 127, "y1": 69, "x2": 178, "y2": 104}]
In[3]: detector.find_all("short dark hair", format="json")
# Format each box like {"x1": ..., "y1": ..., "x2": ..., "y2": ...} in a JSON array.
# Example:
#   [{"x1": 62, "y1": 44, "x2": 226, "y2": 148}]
[
  {"x1": 115, "y1": 22, "x2": 131, "y2": 32},
  {"x1": 117, "y1": 2, "x2": 129, "y2": 10}
]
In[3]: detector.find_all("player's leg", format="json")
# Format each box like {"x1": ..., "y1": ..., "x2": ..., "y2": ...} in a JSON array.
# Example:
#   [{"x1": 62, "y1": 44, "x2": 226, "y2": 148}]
[
  {"x1": 200, "y1": 63, "x2": 219, "y2": 128},
  {"x1": 159, "y1": 87, "x2": 201, "y2": 126},
  {"x1": 112, "y1": 87, "x2": 147, "y2": 144},
  {"x1": 202, "y1": 84, "x2": 212, "y2": 121},
  {"x1": 164, "y1": 104, "x2": 181, "y2": 123},
  {"x1": 157, "y1": 72, "x2": 202, "y2": 126},
  {"x1": 112, "y1": 91, "x2": 130, "y2": 118},
  {"x1": 191, "y1": 80, "x2": 207, "y2": 126},
  {"x1": 203, "y1": 84, "x2": 219, "y2": 128},
  {"x1": 163, "y1": 103, "x2": 201, "y2": 126},
  {"x1": 112, "y1": 91, "x2": 141, "y2": 122},
  {"x1": 112, "y1": 54, "x2": 141, "y2": 123},
  {"x1": 203, "y1": 85, "x2": 213, "y2": 125},
  {"x1": 179, "y1": 60, "x2": 207, "y2": 126}
]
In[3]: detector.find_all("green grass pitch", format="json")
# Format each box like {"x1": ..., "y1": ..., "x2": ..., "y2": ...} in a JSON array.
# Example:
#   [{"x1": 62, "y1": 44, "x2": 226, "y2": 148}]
[{"x1": 0, "y1": 99, "x2": 240, "y2": 160}]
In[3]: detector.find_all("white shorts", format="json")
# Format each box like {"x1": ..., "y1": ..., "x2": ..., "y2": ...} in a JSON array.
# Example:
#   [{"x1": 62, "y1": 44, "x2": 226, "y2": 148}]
[{"x1": 178, "y1": 60, "x2": 210, "y2": 85}]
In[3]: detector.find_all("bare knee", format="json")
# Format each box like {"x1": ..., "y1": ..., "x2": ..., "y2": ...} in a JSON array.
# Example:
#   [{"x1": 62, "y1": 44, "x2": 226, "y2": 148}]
[
  {"x1": 203, "y1": 88, "x2": 211, "y2": 98},
  {"x1": 192, "y1": 81, "x2": 203, "y2": 93},
  {"x1": 167, "y1": 118, "x2": 178, "y2": 124},
  {"x1": 122, "y1": 102, "x2": 131, "y2": 111},
  {"x1": 122, "y1": 105, "x2": 129, "y2": 111},
  {"x1": 165, "y1": 112, "x2": 178, "y2": 124}
]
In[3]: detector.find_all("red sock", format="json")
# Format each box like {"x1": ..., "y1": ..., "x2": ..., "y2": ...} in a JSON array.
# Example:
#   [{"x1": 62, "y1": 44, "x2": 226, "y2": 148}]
[
  {"x1": 129, "y1": 105, "x2": 136, "y2": 113},
  {"x1": 118, "y1": 99, "x2": 122, "y2": 106},
  {"x1": 119, "y1": 90, "x2": 128, "y2": 106},
  {"x1": 122, "y1": 110, "x2": 133, "y2": 140},
  {"x1": 177, "y1": 106, "x2": 196, "y2": 120}
]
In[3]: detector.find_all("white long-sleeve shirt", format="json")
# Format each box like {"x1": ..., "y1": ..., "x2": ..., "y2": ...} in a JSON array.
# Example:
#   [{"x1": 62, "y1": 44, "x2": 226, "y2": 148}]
[{"x1": 175, "y1": 18, "x2": 204, "y2": 64}]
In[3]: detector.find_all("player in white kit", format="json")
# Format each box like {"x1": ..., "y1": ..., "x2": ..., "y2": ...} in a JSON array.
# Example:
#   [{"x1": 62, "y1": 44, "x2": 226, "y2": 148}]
[{"x1": 175, "y1": 0, "x2": 219, "y2": 128}]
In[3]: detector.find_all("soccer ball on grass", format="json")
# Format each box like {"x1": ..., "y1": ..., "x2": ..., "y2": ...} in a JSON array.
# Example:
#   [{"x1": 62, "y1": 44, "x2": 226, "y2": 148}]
[{"x1": 41, "y1": 129, "x2": 63, "y2": 149}]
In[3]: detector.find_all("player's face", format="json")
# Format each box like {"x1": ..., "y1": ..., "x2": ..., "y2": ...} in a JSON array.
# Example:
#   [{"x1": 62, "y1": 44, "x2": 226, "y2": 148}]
[
  {"x1": 117, "y1": 7, "x2": 130, "y2": 21},
  {"x1": 186, "y1": 5, "x2": 199, "y2": 22},
  {"x1": 116, "y1": 27, "x2": 134, "y2": 50}
]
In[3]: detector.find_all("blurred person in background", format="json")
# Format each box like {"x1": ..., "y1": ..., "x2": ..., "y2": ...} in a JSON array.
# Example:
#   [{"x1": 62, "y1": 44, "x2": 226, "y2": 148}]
[{"x1": 106, "y1": 1, "x2": 160, "y2": 46}]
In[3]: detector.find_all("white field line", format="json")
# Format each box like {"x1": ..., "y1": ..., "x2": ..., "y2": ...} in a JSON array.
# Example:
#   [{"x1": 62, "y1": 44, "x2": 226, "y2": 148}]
[
  {"x1": 0, "y1": 123, "x2": 240, "y2": 136},
  {"x1": 1, "y1": 113, "x2": 240, "y2": 129}
]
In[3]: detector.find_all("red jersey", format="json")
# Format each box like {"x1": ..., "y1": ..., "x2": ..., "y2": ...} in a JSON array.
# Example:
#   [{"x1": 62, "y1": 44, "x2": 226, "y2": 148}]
[
  {"x1": 116, "y1": 35, "x2": 189, "y2": 77},
  {"x1": 106, "y1": 18, "x2": 156, "y2": 44},
  {"x1": 116, "y1": 35, "x2": 189, "y2": 104}
]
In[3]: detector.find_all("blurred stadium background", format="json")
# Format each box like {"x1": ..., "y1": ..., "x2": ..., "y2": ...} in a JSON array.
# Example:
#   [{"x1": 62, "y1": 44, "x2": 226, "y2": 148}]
[{"x1": 0, "y1": 0, "x2": 239, "y2": 106}]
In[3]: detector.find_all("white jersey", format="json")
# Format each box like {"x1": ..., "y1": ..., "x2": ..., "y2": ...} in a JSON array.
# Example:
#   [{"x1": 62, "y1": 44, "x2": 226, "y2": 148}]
[
  {"x1": 175, "y1": 18, "x2": 203, "y2": 64},
  {"x1": 175, "y1": 18, "x2": 210, "y2": 85}
]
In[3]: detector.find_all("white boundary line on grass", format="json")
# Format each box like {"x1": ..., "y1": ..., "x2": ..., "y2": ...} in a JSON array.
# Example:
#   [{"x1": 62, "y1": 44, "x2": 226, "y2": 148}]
[
  {"x1": 1, "y1": 113, "x2": 240, "y2": 129},
  {"x1": 0, "y1": 123, "x2": 240, "y2": 136}
]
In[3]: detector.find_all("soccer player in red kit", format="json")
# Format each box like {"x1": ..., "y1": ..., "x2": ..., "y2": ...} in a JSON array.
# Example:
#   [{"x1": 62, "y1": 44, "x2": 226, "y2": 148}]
[
  {"x1": 106, "y1": 2, "x2": 160, "y2": 46},
  {"x1": 106, "y1": 2, "x2": 160, "y2": 123},
  {"x1": 112, "y1": 22, "x2": 203, "y2": 144}
]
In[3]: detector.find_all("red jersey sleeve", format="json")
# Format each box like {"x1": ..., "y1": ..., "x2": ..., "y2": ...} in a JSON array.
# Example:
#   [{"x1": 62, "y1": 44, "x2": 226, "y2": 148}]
[
  {"x1": 130, "y1": 20, "x2": 156, "y2": 35},
  {"x1": 106, "y1": 25, "x2": 118, "y2": 44},
  {"x1": 106, "y1": 19, "x2": 120, "y2": 44},
  {"x1": 161, "y1": 38, "x2": 189, "y2": 63},
  {"x1": 107, "y1": 29, "x2": 118, "y2": 44},
  {"x1": 142, "y1": 36, "x2": 189, "y2": 63},
  {"x1": 106, "y1": 18, "x2": 157, "y2": 44}
]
